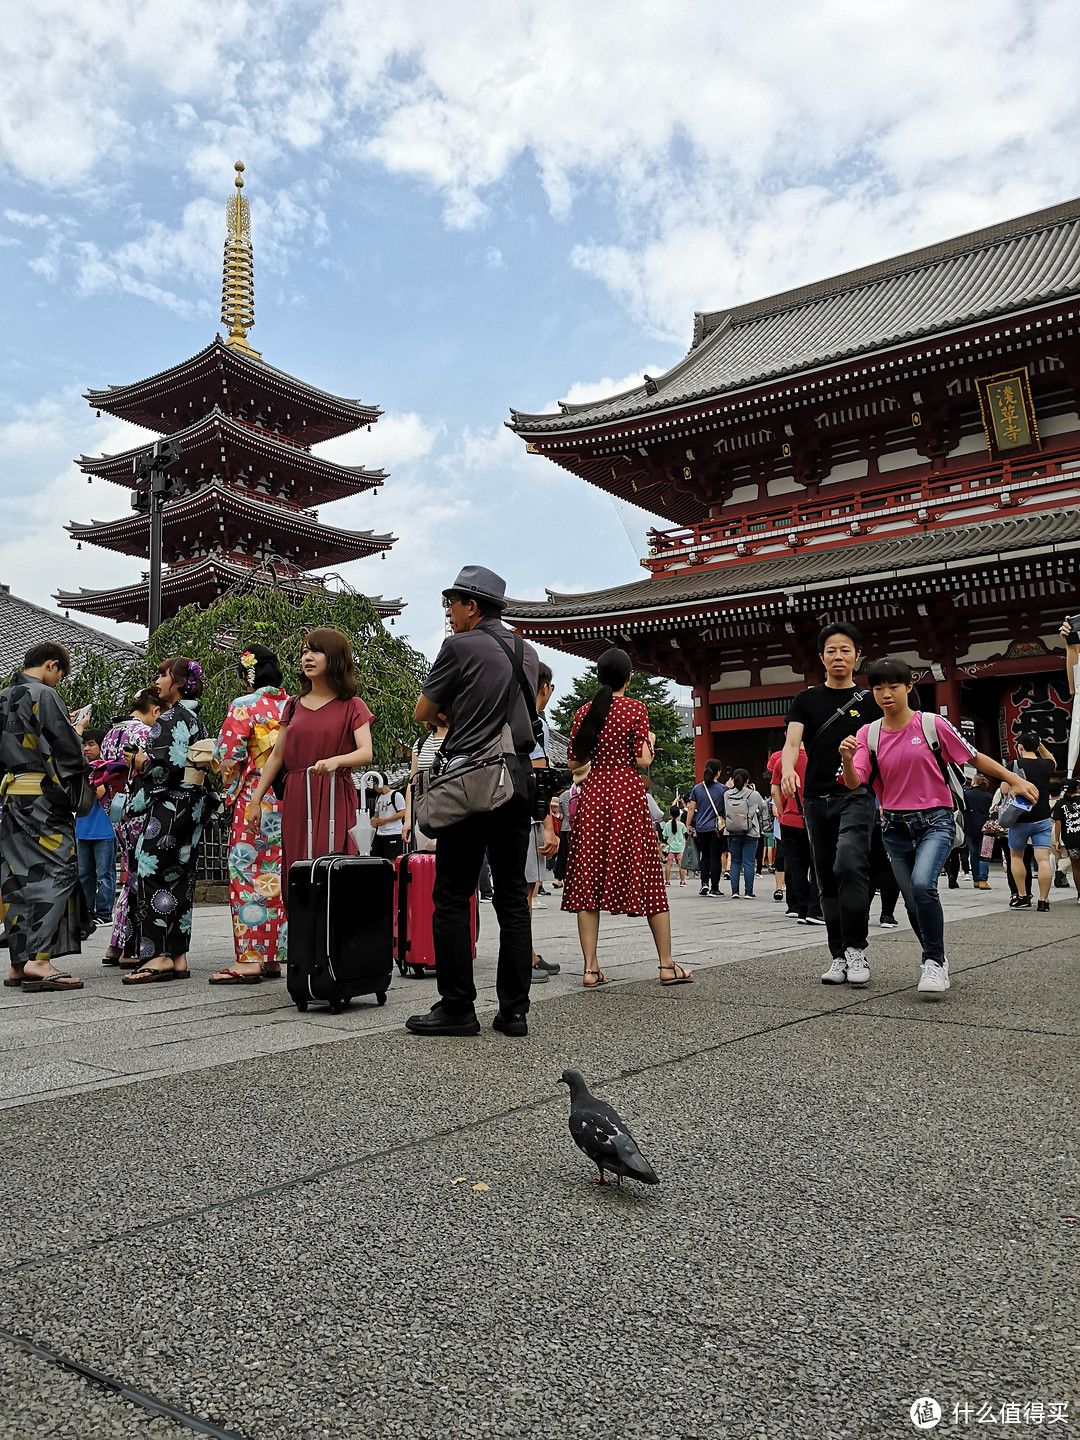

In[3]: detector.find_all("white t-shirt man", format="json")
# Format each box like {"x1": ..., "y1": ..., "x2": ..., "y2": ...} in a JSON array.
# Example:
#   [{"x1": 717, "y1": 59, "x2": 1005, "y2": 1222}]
[{"x1": 375, "y1": 789, "x2": 405, "y2": 837}]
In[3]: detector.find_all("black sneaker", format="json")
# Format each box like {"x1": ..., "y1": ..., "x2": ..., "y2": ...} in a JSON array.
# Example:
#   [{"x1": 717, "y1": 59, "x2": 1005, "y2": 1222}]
[
  {"x1": 699, "y1": 885, "x2": 709, "y2": 896},
  {"x1": 405, "y1": 1004, "x2": 480, "y2": 1037},
  {"x1": 879, "y1": 914, "x2": 899, "y2": 929},
  {"x1": 773, "y1": 890, "x2": 784, "y2": 902},
  {"x1": 533, "y1": 954, "x2": 561, "y2": 975},
  {"x1": 1011, "y1": 895, "x2": 1031, "y2": 909},
  {"x1": 1037, "y1": 900, "x2": 1050, "y2": 912},
  {"x1": 492, "y1": 1011, "x2": 528, "y2": 1037}
]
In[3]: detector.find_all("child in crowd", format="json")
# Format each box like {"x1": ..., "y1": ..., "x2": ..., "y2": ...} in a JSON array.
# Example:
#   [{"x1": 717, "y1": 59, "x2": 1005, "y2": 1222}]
[
  {"x1": 75, "y1": 729, "x2": 117, "y2": 926},
  {"x1": 662, "y1": 807, "x2": 688, "y2": 886},
  {"x1": 839, "y1": 657, "x2": 1039, "y2": 997}
]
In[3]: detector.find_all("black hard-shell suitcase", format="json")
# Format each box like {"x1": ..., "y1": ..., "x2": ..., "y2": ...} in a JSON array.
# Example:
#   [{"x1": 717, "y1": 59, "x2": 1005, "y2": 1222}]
[{"x1": 287, "y1": 769, "x2": 395, "y2": 1014}]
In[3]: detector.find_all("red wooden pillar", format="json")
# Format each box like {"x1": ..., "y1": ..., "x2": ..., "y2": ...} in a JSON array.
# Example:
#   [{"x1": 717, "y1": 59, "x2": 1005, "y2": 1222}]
[
  {"x1": 934, "y1": 667, "x2": 962, "y2": 724},
  {"x1": 692, "y1": 682, "x2": 713, "y2": 777}
]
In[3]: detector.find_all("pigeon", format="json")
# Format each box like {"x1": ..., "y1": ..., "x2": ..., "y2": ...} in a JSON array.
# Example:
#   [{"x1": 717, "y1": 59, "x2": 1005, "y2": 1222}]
[{"x1": 558, "y1": 1068, "x2": 659, "y2": 1187}]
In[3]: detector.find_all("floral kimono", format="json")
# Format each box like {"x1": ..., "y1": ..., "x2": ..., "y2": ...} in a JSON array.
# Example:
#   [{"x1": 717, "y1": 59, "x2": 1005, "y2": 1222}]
[
  {"x1": 99, "y1": 716, "x2": 151, "y2": 954},
  {"x1": 124, "y1": 700, "x2": 213, "y2": 962},
  {"x1": 215, "y1": 686, "x2": 288, "y2": 969},
  {"x1": 0, "y1": 673, "x2": 89, "y2": 966}
]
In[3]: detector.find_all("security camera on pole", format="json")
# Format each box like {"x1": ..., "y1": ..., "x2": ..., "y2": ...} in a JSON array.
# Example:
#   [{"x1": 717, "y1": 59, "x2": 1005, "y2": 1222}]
[{"x1": 131, "y1": 438, "x2": 182, "y2": 635}]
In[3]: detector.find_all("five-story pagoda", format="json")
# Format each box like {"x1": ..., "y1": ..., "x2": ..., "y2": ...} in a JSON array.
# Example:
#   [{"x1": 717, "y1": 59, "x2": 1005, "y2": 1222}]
[{"x1": 57, "y1": 162, "x2": 402, "y2": 627}]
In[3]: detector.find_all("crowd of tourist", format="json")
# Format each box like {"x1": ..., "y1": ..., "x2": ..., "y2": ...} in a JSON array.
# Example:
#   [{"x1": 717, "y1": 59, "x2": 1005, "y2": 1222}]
[{"x1": 0, "y1": 593, "x2": 1076, "y2": 1023}]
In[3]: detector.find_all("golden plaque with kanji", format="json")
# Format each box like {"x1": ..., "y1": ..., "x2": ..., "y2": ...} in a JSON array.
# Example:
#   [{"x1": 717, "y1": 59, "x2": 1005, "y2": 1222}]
[{"x1": 975, "y1": 368, "x2": 1041, "y2": 456}]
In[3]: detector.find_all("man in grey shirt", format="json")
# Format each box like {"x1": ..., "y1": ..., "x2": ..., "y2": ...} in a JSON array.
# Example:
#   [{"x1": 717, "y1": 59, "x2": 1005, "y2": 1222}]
[{"x1": 406, "y1": 565, "x2": 540, "y2": 1039}]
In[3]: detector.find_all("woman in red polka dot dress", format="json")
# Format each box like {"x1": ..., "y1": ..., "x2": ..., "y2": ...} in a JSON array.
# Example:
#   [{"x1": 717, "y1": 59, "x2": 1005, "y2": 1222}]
[{"x1": 562, "y1": 647, "x2": 692, "y2": 989}]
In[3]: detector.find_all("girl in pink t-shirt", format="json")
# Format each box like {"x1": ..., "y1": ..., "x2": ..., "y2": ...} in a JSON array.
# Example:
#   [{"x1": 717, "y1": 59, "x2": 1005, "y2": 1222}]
[{"x1": 839, "y1": 657, "x2": 1038, "y2": 997}]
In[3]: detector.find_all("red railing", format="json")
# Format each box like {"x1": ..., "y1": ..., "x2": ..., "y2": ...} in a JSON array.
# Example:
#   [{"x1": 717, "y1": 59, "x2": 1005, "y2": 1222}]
[{"x1": 644, "y1": 448, "x2": 1080, "y2": 571}]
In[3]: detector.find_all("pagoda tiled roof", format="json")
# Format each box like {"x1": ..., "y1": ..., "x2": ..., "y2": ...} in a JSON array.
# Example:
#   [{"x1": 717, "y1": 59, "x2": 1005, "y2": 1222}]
[
  {"x1": 67, "y1": 482, "x2": 395, "y2": 568},
  {"x1": 504, "y1": 507, "x2": 1080, "y2": 624},
  {"x1": 79, "y1": 409, "x2": 386, "y2": 507},
  {"x1": 55, "y1": 559, "x2": 403, "y2": 626},
  {"x1": 510, "y1": 197, "x2": 1080, "y2": 435},
  {"x1": 85, "y1": 339, "x2": 380, "y2": 444},
  {"x1": 2, "y1": 583, "x2": 136, "y2": 677}
]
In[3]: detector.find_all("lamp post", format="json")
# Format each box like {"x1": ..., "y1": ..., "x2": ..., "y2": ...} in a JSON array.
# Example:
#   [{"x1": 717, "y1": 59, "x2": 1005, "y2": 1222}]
[{"x1": 132, "y1": 439, "x2": 182, "y2": 636}]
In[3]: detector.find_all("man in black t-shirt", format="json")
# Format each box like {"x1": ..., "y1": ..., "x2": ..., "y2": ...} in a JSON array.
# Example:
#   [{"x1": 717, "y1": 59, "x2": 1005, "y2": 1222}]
[
  {"x1": 406, "y1": 565, "x2": 540, "y2": 1038},
  {"x1": 781, "y1": 623, "x2": 881, "y2": 986}
]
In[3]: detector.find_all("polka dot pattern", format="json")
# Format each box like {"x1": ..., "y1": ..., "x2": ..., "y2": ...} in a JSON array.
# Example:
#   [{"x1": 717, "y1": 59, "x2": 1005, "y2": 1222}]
[{"x1": 561, "y1": 695, "x2": 669, "y2": 918}]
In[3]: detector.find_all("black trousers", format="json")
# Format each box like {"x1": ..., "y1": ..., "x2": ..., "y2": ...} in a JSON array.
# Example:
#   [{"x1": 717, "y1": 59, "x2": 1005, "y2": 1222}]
[
  {"x1": 803, "y1": 791, "x2": 876, "y2": 957},
  {"x1": 779, "y1": 823, "x2": 821, "y2": 920},
  {"x1": 695, "y1": 831, "x2": 724, "y2": 891},
  {"x1": 371, "y1": 834, "x2": 403, "y2": 862},
  {"x1": 433, "y1": 794, "x2": 532, "y2": 1016},
  {"x1": 870, "y1": 823, "x2": 901, "y2": 916}
]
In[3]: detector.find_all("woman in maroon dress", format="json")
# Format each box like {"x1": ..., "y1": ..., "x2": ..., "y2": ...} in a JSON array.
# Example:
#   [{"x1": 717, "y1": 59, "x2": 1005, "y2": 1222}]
[
  {"x1": 247, "y1": 629, "x2": 374, "y2": 882},
  {"x1": 562, "y1": 647, "x2": 691, "y2": 989}
]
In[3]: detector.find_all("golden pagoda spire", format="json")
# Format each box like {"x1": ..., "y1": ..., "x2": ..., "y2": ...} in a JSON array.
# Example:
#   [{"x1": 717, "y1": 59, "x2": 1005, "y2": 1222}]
[{"x1": 221, "y1": 160, "x2": 261, "y2": 358}]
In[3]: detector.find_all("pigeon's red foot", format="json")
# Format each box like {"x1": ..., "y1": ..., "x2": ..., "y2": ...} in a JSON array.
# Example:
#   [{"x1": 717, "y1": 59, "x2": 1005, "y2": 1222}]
[{"x1": 590, "y1": 1177, "x2": 610, "y2": 1185}]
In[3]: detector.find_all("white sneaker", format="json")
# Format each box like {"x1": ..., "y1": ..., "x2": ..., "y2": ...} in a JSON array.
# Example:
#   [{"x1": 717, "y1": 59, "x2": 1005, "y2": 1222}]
[
  {"x1": 820, "y1": 957, "x2": 847, "y2": 985},
  {"x1": 844, "y1": 948, "x2": 870, "y2": 986},
  {"x1": 917, "y1": 957, "x2": 950, "y2": 996}
]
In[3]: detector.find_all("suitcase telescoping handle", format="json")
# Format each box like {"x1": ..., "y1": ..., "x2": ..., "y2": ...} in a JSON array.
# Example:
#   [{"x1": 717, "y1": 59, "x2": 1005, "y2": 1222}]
[{"x1": 305, "y1": 765, "x2": 337, "y2": 859}]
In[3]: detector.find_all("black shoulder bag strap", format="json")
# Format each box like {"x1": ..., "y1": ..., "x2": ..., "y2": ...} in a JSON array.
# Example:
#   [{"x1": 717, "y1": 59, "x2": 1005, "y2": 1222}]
[
  {"x1": 810, "y1": 688, "x2": 871, "y2": 750},
  {"x1": 490, "y1": 632, "x2": 544, "y2": 753}
]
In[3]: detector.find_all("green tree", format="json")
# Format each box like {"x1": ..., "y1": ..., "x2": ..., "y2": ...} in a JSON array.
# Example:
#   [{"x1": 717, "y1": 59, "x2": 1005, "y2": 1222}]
[
  {"x1": 61, "y1": 590, "x2": 429, "y2": 770},
  {"x1": 550, "y1": 666, "x2": 694, "y2": 807}
]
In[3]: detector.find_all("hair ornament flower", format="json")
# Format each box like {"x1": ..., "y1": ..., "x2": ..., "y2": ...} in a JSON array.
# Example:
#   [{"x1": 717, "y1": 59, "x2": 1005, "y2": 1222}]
[
  {"x1": 187, "y1": 661, "x2": 203, "y2": 679},
  {"x1": 239, "y1": 650, "x2": 256, "y2": 686}
]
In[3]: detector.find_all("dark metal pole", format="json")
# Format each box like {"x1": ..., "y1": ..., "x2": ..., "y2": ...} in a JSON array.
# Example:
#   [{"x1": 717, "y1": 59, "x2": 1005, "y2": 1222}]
[{"x1": 148, "y1": 470, "x2": 165, "y2": 635}]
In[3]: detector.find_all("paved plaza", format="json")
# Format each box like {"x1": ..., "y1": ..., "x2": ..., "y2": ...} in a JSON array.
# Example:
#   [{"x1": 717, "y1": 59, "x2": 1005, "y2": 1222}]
[{"x1": 0, "y1": 879, "x2": 1075, "y2": 1439}]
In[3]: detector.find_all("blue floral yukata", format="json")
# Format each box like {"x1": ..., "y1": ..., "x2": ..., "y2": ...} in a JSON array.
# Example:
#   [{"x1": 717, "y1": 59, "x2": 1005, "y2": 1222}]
[{"x1": 123, "y1": 700, "x2": 214, "y2": 961}]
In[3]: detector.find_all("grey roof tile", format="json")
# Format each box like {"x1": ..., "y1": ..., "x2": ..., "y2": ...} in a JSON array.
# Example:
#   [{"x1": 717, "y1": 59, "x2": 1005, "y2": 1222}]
[
  {"x1": 511, "y1": 198, "x2": 1080, "y2": 434},
  {"x1": 0, "y1": 585, "x2": 137, "y2": 677}
]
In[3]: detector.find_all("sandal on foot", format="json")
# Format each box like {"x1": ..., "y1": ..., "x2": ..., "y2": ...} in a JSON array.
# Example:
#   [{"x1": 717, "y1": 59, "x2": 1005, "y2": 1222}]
[
  {"x1": 22, "y1": 972, "x2": 85, "y2": 992},
  {"x1": 259, "y1": 963, "x2": 281, "y2": 978},
  {"x1": 208, "y1": 968, "x2": 261, "y2": 985},
  {"x1": 582, "y1": 970, "x2": 609, "y2": 988},
  {"x1": 4, "y1": 975, "x2": 23, "y2": 988},
  {"x1": 118, "y1": 957, "x2": 143, "y2": 970},
  {"x1": 122, "y1": 966, "x2": 175, "y2": 985},
  {"x1": 102, "y1": 950, "x2": 121, "y2": 967},
  {"x1": 659, "y1": 963, "x2": 693, "y2": 986}
]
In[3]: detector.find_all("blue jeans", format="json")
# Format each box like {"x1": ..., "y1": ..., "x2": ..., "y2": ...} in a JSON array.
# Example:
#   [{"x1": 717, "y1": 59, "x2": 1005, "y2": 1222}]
[
  {"x1": 78, "y1": 836, "x2": 117, "y2": 919},
  {"x1": 727, "y1": 834, "x2": 757, "y2": 894},
  {"x1": 880, "y1": 808, "x2": 955, "y2": 964},
  {"x1": 967, "y1": 833, "x2": 989, "y2": 884}
]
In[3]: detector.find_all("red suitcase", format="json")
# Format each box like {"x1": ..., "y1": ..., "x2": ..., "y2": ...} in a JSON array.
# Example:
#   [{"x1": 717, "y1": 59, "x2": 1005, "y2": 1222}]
[{"x1": 395, "y1": 853, "x2": 478, "y2": 978}]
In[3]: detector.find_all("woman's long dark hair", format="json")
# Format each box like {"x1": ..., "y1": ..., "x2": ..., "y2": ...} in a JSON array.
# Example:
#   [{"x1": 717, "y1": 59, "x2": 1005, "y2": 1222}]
[{"x1": 572, "y1": 647, "x2": 633, "y2": 762}]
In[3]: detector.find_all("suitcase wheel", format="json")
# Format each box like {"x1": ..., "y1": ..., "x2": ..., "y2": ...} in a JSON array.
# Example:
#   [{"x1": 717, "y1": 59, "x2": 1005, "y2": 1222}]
[
  {"x1": 396, "y1": 959, "x2": 408, "y2": 976},
  {"x1": 376, "y1": 991, "x2": 387, "y2": 1006},
  {"x1": 329, "y1": 999, "x2": 348, "y2": 1015},
  {"x1": 294, "y1": 998, "x2": 309, "y2": 1013}
]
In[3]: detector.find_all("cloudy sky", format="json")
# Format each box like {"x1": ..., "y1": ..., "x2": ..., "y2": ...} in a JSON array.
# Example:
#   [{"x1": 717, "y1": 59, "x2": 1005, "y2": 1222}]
[{"x1": 2, "y1": 0, "x2": 1079, "y2": 684}]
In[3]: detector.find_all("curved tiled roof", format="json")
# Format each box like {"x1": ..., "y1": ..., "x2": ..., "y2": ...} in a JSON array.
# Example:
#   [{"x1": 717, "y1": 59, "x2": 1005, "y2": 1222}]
[
  {"x1": 510, "y1": 198, "x2": 1080, "y2": 435},
  {"x1": 1, "y1": 584, "x2": 136, "y2": 676},
  {"x1": 505, "y1": 508, "x2": 1080, "y2": 623}
]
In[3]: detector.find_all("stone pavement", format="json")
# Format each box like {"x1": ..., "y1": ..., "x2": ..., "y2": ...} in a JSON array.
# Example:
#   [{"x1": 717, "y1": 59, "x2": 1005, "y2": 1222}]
[{"x1": 0, "y1": 876, "x2": 1075, "y2": 1439}]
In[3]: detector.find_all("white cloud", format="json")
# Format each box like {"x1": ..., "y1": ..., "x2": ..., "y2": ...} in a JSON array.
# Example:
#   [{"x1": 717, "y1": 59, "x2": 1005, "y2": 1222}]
[{"x1": 315, "y1": 411, "x2": 442, "y2": 470}]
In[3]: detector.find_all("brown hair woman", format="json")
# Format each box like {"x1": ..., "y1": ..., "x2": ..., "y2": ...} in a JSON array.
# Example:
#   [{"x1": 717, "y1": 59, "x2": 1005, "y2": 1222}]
[{"x1": 247, "y1": 628, "x2": 374, "y2": 889}]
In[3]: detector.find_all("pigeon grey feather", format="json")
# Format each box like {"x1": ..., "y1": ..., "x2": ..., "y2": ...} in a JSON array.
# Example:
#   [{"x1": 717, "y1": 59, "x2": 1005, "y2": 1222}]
[{"x1": 558, "y1": 1068, "x2": 659, "y2": 1186}]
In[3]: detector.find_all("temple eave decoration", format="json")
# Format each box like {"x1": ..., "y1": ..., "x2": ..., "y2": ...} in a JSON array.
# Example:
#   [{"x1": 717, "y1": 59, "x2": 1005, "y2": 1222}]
[{"x1": 64, "y1": 161, "x2": 401, "y2": 630}]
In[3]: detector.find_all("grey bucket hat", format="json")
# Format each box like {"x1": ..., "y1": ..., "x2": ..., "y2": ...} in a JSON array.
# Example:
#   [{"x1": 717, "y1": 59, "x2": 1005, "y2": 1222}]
[{"x1": 442, "y1": 565, "x2": 507, "y2": 610}]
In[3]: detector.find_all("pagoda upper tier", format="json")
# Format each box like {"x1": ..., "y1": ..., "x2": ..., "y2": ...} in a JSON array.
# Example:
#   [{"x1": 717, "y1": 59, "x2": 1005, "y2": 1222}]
[
  {"x1": 66, "y1": 481, "x2": 394, "y2": 570},
  {"x1": 61, "y1": 161, "x2": 402, "y2": 629},
  {"x1": 78, "y1": 408, "x2": 386, "y2": 507},
  {"x1": 85, "y1": 337, "x2": 380, "y2": 445}
]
